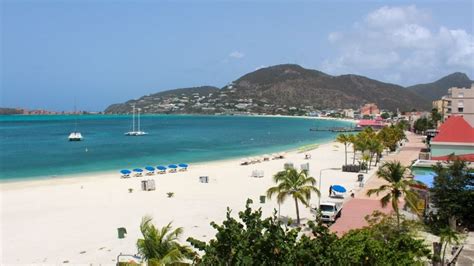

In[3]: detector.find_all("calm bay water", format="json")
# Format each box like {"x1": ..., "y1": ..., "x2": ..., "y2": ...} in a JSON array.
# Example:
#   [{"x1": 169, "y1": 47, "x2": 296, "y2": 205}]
[{"x1": 0, "y1": 115, "x2": 351, "y2": 181}]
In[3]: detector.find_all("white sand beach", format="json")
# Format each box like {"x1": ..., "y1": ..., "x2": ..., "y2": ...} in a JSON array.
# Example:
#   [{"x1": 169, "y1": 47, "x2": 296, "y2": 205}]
[{"x1": 1, "y1": 140, "x2": 374, "y2": 264}]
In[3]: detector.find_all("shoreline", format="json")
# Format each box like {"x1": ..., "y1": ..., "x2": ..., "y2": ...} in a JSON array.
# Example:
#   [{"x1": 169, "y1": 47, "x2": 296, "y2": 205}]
[
  {"x1": 0, "y1": 138, "x2": 335, "y2": 189},
  {"x1": 1, "y1": 116, "x2": 357, "y2": 185},
  {"x1": 1, "y1": 137, "x2": 371, "y2": 264}
]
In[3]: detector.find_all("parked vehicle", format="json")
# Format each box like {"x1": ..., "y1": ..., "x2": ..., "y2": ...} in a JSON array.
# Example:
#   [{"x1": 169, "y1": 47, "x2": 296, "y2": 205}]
[{"x1": 319, "y1": 201, "x2": 343, "y2": 222}]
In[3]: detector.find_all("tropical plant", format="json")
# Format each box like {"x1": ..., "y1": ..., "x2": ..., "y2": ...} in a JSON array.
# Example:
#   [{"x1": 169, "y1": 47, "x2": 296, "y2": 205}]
[
  {"x1": 439, "y1": 227, "x2": 462, "y2": 265},
  {"x1": 333, "y1": 211, "x2": 430, "y2": 265},
  {"x1": 349, "y1": 134, "x2": 357, "y2": 164},
  {"x1": 367, "y1": 138, "x2": 383, "y2": 169},
  {"x1": 430, "y1": 156, "x2": 474, "y2": 229},
  {"x1": 188, "y1": 201, "x2": 430, "y2": 265},
  {"x1": 336, "y1": 133, "x2": 350, "y2": 165},
  {"x1": 137, "y1": 216, "x2": 194, "y2": 265},
  {"x1": 366, "y1": 161, "x2": 423, "y2": 229},
  {"x1": 266, "y1": 168, "x2": 320, "y2": 224}
]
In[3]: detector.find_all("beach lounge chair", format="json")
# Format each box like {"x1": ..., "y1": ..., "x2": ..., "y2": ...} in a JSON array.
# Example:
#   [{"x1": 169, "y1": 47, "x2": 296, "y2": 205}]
[
  {"x1": 120, "y1": 169, "x2": 131, "y2": 178},
  {"x1": 284, "y1": 162, "x2": 294, "y2": 170},
  {"x1": 168, "y1": 164, "x2": 178, "y2": 173},
  {"x1": 199, "y1": 176, "x2": 209, "y2": 183},
  {"x1": 145, "y1": 166, "x2": 155, "y2": 176},
  {"x1": 133, "y1": 168, "x2": 143, "y2": 177},
  {"x1": 156, "y1": 165, "x2": 167, "y2": 174},
  {"x1": 178, "y1": 163, "x2": 188, "y2": 171},
  {"x1": 263, "y1": 154, "x2": 270, "y2": 161}
]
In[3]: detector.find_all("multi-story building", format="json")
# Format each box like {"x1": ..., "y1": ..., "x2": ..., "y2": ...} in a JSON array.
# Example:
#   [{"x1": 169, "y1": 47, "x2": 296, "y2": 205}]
[
  {"x1": 360, "y1": 103, "x2": 380, "y2": 116},
  {"x1": 444, "y1": 84, "x2": 474, "y2": 126},
  {"x1": 432, "y1": 98, "x2": 449, "y2": 118}
]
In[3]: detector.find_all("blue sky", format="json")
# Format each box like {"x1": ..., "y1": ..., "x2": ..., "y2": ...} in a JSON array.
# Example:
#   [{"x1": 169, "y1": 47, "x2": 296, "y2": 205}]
[{"x1": 2, "y1": 0, "x2": 473, "y2": 111}]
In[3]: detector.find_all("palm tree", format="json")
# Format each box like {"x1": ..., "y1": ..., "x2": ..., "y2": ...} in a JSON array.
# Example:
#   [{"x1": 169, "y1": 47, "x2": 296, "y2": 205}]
[
  {"x1": 266, "y1": 169, "x2": 320, "y2": 224},
  {"x1": 137, "y1": 216, "x2": 194, "y2": 265},
  {"x1": 349, "y1": 134, "x2": 357, "y2": 164},
  {"x1": 439, "y1": 227, "x2": 462, "y2": 265},
  {"x1": 367, "y1": 138, "x2": 383, "y2": 169},
  {"x1": 366, "y1": 161, "x2": 422, "y2": 229},
  {"x1": 336, "y1": 133, "x2": 350, "y2": 165}
]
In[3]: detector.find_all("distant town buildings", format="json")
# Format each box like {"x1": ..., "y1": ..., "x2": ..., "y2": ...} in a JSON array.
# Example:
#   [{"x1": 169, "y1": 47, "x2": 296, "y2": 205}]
[{"x1": 360, "y1": 103, "x2": 380, "y2": 116}]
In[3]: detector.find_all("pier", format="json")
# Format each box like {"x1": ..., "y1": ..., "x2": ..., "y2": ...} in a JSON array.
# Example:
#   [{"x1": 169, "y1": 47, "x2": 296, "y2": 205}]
[{"x1": 309, "y1": 127, "x2": 361, "y2": 133}]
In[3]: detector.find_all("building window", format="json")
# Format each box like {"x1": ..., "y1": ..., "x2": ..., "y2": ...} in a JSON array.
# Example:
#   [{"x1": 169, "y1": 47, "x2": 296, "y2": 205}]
[
  {"x1": 459, "y1": 92, "x2": 464, "y2": 98},
  {"x1": 458, "y1": 100, "x2": 464, "y2": 107},
  {"x1": 447, "y1": 108, "x2": 451, "y2": 113},
  {"x1": 458, "y1": 107, "x2": 464, "y2": 113}
]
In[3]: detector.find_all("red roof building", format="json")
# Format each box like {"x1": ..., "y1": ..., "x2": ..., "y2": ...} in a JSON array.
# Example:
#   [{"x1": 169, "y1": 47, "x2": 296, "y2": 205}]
[
  {"x1": 430, "y1": 116, "x2": 474, "y2": 158},
  {"x1": 432, "y1": 116, "x2": 474, "y2": 143},
  {"x1": 356, "y1": 119, "x2": 385, "y2": 129}
]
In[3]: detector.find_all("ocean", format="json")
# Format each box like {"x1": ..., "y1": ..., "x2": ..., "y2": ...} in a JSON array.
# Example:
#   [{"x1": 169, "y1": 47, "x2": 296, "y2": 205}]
[{"x1": 0, "y1": 115, "x2": 351, "y2": 181}]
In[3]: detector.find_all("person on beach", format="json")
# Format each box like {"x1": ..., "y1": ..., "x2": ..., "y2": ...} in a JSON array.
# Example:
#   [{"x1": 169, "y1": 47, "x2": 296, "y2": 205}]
[{"x1": 329, "y1": 185, "x2": 333, "y2": 197}]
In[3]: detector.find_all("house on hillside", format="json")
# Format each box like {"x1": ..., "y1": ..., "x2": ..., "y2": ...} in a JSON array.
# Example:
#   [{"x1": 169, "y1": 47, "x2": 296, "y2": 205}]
[
  {"x1": 430, "y1": 116, "x2": 474, "y2": 161},
  {"x1": 360, "y1": 103, "x2": 380, "y2": 117}
]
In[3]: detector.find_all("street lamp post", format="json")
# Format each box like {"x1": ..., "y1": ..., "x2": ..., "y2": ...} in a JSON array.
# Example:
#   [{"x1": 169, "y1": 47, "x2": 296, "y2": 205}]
[{"x1": 318, "y1": 167, "x2": 342, "y2": 207}]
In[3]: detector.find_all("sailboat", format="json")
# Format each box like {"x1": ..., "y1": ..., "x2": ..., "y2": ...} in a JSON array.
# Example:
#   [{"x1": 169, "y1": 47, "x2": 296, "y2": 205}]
[
  {"x1": 125, "y1": 105, "x2": 148, "y2": 136},
  {"x1": 68, "y1": 104, "x2": 83, "y2": 141}
]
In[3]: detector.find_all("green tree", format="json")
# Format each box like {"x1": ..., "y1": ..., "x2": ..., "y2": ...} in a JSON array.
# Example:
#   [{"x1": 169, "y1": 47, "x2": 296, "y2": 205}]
[
  {"x1": 137, "y1": 216, "x2": 194, "y2": 265},
  {"x1": 349, "y1": 134, "x2": 357, "y2": 164},
  {"x1": 367, "y1": 161, "x2": 422, "y2": 229},
  {"x1": 439, "y1": 227, "x2": 462, "y2": 265},
  {"x1": 381, "y1": 112, "x2": 390, "y2": 119},
  {"x1": 332, "y1": 211, "x2": 430, "y2": 265},
  {"x1": 430, "y1": 156, "x2": 474, "y2": 229},
  {"x1": 431, "y1": 108, "x2": 442, "y2": 126},
  {"x1": 266, "y1": 169, "x2": 320, "y2": 224},
  {"x1": 336, "y1": 133, "x2": 350, "y2": 165},
  {"x1": 187, "y1": 199, "x2": 304, "y2": 265},
  {"x1": 188, "y1": 202, "x2": 431, "y2": 265}
]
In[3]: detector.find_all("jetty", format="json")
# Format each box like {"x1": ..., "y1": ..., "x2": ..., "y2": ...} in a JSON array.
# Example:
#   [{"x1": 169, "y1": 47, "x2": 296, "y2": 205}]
[{"x1": 309, "y1": 127, "x2": 361, "y2": 133}]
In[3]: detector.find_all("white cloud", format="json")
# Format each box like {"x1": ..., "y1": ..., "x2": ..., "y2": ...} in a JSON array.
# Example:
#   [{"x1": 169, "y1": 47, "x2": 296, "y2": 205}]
[
  {"x1": 229, "y1": 51, "x2": 245, "y2": 59},
  {"x1": 322, "y1": 5, "x2": 474, "y2": 85}
]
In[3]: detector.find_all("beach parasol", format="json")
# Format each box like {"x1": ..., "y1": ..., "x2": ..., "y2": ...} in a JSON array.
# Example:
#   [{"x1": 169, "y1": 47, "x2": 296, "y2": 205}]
[
  {"x1": 120, "y1": 169, "x2": 131, "y2": 175},
  {"x1": 157, "y1": 165, "x2": 167, "y2": 171},
  {"x1": 331, "y1": 185, "x2": 346, "y2": 193},
  {"x1": 145, "y1": 166, "x2": 155, "y2": 172}
]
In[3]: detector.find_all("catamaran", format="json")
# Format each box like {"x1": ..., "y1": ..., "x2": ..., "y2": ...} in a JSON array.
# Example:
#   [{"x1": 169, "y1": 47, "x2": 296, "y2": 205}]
[
  {"x1": 68, "y1": 105, "x2": 83, "y2": 141},
  {"x1": 125, "y1": 105, "x2": 148, "y2": 136}
]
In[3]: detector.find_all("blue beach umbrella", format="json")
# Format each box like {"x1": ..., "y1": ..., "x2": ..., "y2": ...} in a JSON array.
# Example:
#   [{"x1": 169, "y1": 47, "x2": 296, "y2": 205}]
[
  {"x1": 168, "y1": 164, "x2": 178, "y2": 169},
  {"x1": 120, "y1": 169, "x2": 131, "y2": 175},
  {"x1": 145, "y1": 166, "x2": 155, "y2": 172},
  {"x1": 133, "y1": 168, "x2": 143, "y2": 173},
  {"x1": 178, "y1": 163, "x2": 188, "y2": 168},
  {"x1": 332, "y1": 185, "x2": 346, "y2": 193},
  {"x1": 157, "y1": 165, "x2": 167, "y2": 171}
]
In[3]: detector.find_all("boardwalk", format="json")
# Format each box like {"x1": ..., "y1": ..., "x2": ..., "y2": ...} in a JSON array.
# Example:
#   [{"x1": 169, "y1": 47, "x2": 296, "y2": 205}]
[{"x1": 330, "y1": 132, "x2": 425, "y2": 235}]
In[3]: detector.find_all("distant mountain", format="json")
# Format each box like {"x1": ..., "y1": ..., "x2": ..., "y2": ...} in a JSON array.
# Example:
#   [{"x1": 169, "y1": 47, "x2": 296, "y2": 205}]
[
  {"x1": 105, "y1": 64, "x2": 454, "y2": 115},
  {"x1": 229, "y1": 64, "x2": 428, "y2": 111},
  {"x1": 407, "y1": 72, "x2": 473, "y2": 101}
]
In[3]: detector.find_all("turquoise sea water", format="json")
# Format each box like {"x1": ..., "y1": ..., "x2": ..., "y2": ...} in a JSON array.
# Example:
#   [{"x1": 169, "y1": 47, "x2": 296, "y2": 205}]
[{"x1": 0, "y1": 115, "x2": 351, "y2": 181}]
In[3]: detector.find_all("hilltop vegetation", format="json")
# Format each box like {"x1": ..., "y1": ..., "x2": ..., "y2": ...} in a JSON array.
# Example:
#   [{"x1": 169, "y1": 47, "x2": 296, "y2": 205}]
[{"x1": 105, "y1": 64, "x2": 471, "y2": 115}]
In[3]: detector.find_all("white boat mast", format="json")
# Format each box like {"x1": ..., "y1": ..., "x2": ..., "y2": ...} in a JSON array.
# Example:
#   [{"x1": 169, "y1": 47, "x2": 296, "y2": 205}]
[
  {"x1": 138, "y1": 109, "x2": 141, "y2": 132},
  {"x1": 132, "y1": 105, "x2": 136, "y2": 132}
]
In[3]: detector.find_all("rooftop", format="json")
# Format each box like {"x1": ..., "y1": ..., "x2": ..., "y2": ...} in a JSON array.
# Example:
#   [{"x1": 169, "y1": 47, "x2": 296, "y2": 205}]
[{"x1": 432, "y1": 116, "x2": 474, "y2": 143}]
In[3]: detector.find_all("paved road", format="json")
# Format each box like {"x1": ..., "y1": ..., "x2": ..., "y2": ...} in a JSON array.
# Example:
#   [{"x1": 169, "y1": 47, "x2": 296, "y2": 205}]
[{"x1": 330, "y1": 132, "x2": 425, "y2": 235}]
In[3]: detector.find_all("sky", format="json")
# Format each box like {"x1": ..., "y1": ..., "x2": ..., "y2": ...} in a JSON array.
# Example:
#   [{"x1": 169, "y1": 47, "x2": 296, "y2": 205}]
[{"x1": 1, "y1": 0, "x2": 473, "y2": 111}]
